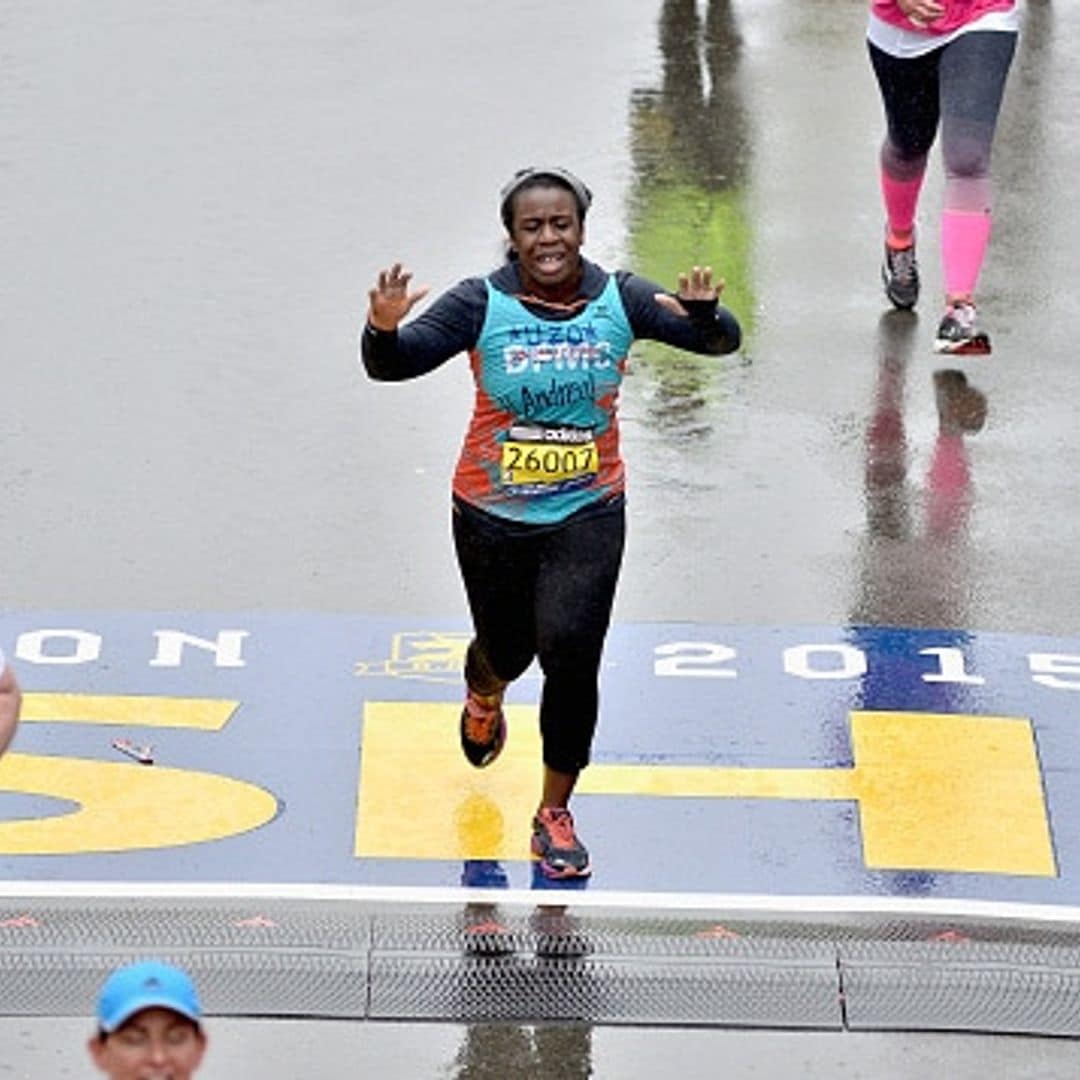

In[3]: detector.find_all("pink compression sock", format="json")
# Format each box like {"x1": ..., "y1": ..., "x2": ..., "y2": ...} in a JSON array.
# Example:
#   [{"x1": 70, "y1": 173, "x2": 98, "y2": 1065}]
[
  {"x1": 881, "y1": 171, "x2": 924, "y2": 243},
  {"x1": 941, "y1": 210, "x2": 992, "y2": 301}
]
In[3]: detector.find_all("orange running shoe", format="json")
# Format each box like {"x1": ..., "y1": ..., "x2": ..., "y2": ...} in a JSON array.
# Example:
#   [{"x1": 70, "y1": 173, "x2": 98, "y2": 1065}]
[
  {"x1": 531, "y1": 807, "x2": 591, "y2": 879},
  {"x1": 459, "y1": 688, "x2": 506, "y2": 768}
]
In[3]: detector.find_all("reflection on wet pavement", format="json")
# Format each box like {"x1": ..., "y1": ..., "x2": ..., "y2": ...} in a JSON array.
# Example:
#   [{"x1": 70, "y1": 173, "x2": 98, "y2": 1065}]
[
  {"x1": 845, "y1": 308, "x2": 988, "y2": 902},
  {"x1": 451, "y1": 1022, "x2": 592, "y2": 1080},
  {"x1": 850, "y1": 310, "x2": 987, "y2": 632},
  {"x1": 627, "y1": 0, "x2": 753, "y2": 437}
]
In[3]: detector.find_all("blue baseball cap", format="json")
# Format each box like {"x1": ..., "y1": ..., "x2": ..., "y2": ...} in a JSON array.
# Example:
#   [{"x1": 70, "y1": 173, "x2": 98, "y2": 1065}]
[{"x1": 96, "y1": 961, "x2": 202, "y2": 1033}]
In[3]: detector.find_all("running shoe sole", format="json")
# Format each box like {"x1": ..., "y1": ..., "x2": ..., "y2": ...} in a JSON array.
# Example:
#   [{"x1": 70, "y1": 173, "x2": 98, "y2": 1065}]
[
  {"x1": 532, "y1": 917, "x2": 593, "y2": 959},
  {"x1": 463, "y1": 919, "x2": 515, "y2": 957},
  {"x1": 459, "y1": 708, "x2": 506, "y2": 768},
  {"x1": 933, "y1": 334, "x2": 992, "y2": 356}
]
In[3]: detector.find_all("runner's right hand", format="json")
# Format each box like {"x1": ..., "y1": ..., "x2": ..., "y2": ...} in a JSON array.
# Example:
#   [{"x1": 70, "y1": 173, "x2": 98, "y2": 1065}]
[{"x1": 367, "y1": 263, "x2": 430, "y2": 331}]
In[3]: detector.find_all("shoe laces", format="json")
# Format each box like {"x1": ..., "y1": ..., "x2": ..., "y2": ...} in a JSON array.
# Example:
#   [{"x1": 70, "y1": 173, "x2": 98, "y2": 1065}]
[
  {"x1": 946, "y1": 301, "x2": 977, "y2": 332},
  {"x1": 539, "y1": 808, "x2": 578, "y2": 848},
  {"x1": 889, "y1": 244, "x2": 917, "y2": 283}
]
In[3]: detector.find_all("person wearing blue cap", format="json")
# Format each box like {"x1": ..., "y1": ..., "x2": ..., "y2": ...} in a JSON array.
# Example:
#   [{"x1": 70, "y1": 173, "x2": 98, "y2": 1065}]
[
  {"x1": 0, "y1": 647, "x2": 21, "y2": 760},
  {"x1": 361, "y1": 167, "x2": 742, "y2": 879},
  {"x1": 88, "y1": 960, "x2": 207, "y2": 1079}
]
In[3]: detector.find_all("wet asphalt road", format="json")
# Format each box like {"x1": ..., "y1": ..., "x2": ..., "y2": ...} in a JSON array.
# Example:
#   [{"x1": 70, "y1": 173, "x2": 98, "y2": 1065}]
[
  {"x1": 4, "y1": 1018, "x2": 1080, "y2": 1080},
  {"x1": 3, "y1": 0, "x2": 1080, "y2": 1076},
  {"x1": 2, "y1": 0, "x2": 1076, "y2": 635}
]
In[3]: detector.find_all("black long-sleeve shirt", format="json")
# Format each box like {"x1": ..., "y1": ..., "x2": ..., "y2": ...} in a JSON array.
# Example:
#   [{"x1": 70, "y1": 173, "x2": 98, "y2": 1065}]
[{"x1": 360, "y1": 257, "x2": 741, "y2": 379}]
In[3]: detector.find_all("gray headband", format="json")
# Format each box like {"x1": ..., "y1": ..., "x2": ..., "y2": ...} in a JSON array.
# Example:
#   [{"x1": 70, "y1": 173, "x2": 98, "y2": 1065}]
[{"x1": 499, "y1": 167, "x2": 593, "y2": 221}]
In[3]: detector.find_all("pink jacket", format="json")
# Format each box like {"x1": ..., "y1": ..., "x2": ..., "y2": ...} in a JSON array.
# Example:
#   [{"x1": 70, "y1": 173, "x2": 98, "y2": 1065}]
[{"x1": 871, "y1": 1, "x2": 1016, "y2": 35}]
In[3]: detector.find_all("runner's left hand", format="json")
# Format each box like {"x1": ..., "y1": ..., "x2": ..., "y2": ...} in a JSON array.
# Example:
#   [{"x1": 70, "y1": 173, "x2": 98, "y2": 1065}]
[{"x1": 654, "y1": 265, "x2": 725, "y2": 316}]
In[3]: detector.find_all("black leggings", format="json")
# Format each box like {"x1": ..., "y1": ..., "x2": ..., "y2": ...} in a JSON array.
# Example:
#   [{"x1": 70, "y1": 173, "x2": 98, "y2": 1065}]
[
  {"x1": 869, "y1": 31, "x2": 1017, "y2": 186},
  {"x1": 452, "y1": 497, "x2": 626, "y2": 775}
]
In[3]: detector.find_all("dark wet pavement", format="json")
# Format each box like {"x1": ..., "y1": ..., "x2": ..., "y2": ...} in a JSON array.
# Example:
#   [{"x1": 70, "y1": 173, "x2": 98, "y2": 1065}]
[{"x1": 3, "y1": 0, "x2": 1080, "y2": 1076}]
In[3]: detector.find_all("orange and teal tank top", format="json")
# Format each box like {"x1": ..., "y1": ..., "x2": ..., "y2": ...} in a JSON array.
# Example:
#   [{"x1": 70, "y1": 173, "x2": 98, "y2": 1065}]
[{"x1": 453, "y1": 274, "x2": 634, "y2": 524}]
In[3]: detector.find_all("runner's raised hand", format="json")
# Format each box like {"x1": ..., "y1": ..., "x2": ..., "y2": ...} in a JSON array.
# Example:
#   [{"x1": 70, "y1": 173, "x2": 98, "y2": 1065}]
[
  {"x1": 367, "y1": 262, "x2": 430, "y2": 331},
  {"x1": 654, "y1": 265, "x2": 726, "y2": 317}
]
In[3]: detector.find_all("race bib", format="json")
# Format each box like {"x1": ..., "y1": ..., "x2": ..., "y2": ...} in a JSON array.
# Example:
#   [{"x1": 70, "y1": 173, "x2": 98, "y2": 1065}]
[{"x1": 501, "y1": 425, "x2": 598, "y2": 494}]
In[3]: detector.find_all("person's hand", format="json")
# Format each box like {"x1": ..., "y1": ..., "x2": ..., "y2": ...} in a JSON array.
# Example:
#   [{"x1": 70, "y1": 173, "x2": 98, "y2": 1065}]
[
  {"x1": 367, "y1": 263, "x2": 430, "y2": 331},
  {"x1": 654, "y1": 265, "x2": 725, "y2": 317},
  {"x1": 896, "y1": 0, "x2": 945, "y2": 26},
  {"x1": 0, "y1": 660, "x2": 21, "y2": 759}
]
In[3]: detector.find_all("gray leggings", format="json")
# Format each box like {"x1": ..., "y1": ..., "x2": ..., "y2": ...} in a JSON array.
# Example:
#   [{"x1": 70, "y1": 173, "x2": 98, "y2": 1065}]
[{"x1": 869, "y1": 30, "x2": 1017, "y2": 208}]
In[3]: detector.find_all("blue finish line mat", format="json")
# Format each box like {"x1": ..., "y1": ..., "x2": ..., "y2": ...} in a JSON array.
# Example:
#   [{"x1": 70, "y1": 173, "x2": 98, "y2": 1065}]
[{"x1": 2, "y1": 613, "x2": 1078, "y2": 907}]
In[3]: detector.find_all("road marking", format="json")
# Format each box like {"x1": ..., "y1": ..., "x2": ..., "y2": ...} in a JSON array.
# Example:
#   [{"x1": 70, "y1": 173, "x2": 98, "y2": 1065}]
[
  {"x1": 355, "y1": 703, "x2": 1055, "y2": 876},
  {"x1": 0, "y1": 694, "x2": 268, "y2": 854},
  {"x1": 20, "y1": 693, "x2": 239, "y2": 730},
  {"x1": 0, "y1": 755, "x2": 277, "y2": 854}
]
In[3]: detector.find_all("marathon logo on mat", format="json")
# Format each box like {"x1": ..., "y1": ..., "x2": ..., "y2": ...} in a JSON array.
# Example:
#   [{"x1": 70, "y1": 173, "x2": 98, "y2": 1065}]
[{"x1": 2, "y1": 614, "x2": 1080, "y2": 899}]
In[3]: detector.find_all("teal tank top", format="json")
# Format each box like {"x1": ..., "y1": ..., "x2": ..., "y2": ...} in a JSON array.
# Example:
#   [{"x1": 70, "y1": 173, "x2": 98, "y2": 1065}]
[{"x1": 452, "y1": 274, "x2": 634, "y2": 524}]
